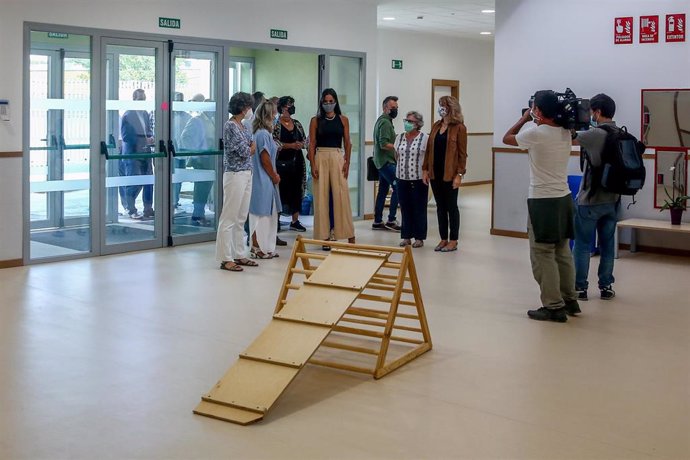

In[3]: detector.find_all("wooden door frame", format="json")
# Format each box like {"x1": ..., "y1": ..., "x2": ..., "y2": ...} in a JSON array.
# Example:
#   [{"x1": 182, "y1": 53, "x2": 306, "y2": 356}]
[{"x1": 431, "y1": 79, "x2": 459, "y2": 124}]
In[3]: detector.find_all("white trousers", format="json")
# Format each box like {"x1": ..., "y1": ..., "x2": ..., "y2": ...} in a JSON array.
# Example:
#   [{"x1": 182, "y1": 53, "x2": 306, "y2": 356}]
[
  {"x1": 249, "y1": 199, "x2": 278, "y2": 254},
  {"x1": 215, "y1": 170, "x2": 252, "y2": 262}
]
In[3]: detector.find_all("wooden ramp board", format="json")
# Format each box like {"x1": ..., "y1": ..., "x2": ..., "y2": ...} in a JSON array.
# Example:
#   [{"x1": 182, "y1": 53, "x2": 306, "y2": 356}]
[
  {"x1": 241, "y1": 320, "x2": 331, "y2": 367},
  {"x1": 203, "y1": 359, "x2": 299, "y2": 413},
  {"x1": 305, "y1": 251, "x2": 388, "y2": 289},
  {"x1": 274, "y1": 284, "x2": 363, "y2": 326},
  {"x1": 193, "y1": 400, "x2": 263, "y2": 426}
]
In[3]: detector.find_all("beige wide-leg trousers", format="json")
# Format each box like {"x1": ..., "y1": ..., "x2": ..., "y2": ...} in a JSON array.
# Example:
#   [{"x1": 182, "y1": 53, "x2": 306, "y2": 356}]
[{"x1": 313, "y1": 147, "x2": 355, "y2": 241}]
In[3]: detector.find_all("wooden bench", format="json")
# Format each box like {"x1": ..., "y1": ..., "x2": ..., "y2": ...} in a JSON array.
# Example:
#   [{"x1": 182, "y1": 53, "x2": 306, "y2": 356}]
[{"x1": 616, "y1": 218, "x2": 690, "y2": 257}]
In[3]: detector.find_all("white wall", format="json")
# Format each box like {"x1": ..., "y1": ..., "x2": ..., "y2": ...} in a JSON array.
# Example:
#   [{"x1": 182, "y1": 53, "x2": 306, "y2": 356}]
[
  {"x1": 376, "y1": 29, "x2": 494, "y2": 185},
  {"x1": 494, "y1": 0, "x2": 690, "y2": 146},
  {"x1": 0, "y1": 0, "x2": 378, "y2": 261},
  {"x1": 493, "y1": 0, "x2": 690, "y2": 250}
]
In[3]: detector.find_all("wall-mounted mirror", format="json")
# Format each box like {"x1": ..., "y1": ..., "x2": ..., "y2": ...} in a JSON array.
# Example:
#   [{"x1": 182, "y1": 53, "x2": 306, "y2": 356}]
[
  {"x1": 654, "y1": 147, "x2": 688, "y2": 208},
  {"x1": 641, "y1": 89, "x2": 690, "y2": 147}
]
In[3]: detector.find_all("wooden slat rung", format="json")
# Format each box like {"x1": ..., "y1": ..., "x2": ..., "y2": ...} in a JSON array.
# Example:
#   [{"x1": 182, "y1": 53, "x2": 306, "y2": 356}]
[
  {"x1": 238, "y1": 354, "x2": 301, "y2": 369},
  {"x1": 332, "y1": 325, "x2": 384, "y2": 338},
  {"x1": 391, "y1": 335, "x2": 424, "y2": 345},
  {"x1": 340, "y1": 317, "x2": 387, "y2": 328},
  {"x1": 295, "y1": 252, "x2": 327, "y2": 260},
  {"x1": 320, "y1": 340, "x2": 380, "y2": 355},
  {"x1": 290, "y1": 268, "x2": 315, "y2": 275},
  {"x1": 304, "y1": 279, "x2": 363, "y2": 291},
  {"x1": 348, "y1": 306, "x2": 419, "y2": 320},
  {"x1": 308, "y1": 359, "x2": 375, "y2": 375}
]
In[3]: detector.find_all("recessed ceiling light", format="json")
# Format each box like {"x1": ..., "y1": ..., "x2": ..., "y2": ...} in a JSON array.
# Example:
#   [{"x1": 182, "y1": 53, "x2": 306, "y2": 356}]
[
  {"x1": 480, "y1": 31, "x2": 492, "y2": 35},
  {"x1": 382, "y1": 17, "x2": 396, "y2": 21},
  {"x1": 481, "y1": 9, "x2": 496, "y2": 13}
]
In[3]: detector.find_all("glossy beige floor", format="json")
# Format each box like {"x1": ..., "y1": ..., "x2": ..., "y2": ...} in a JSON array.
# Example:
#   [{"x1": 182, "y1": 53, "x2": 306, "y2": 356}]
[{"x1": 1, "y1": 185, "x2": 689, "y2": 460}]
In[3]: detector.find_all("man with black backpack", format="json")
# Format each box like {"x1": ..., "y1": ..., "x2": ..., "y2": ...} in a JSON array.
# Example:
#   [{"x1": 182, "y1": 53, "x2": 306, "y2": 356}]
[{"x1": 572, "y1": 94, "x2": 622, "y2": 301}]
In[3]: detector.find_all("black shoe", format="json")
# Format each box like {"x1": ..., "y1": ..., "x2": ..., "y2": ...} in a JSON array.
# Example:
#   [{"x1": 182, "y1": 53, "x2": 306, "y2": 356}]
[
  {"x1": 600, "y1": 286, "x2": 616, "y2": 300},
  {"x1": 527, "y1": 307, "x2": 568, "y2": 323},
  {"x1": 564, "y1": 300, "x2": 581, "y2": 316},
  {"x1": 289, "y1": 220, "x2": 306, "y2": 232},
  {"x1": 371, "y1": 222, "x2": 386, "y2": 230},
  {"x1": 192, "y1": 216, "x2": 211, "y2": 226},
  {"x1": 143, "y1": 209, "x2": 155, "y2": 218},
  {"x1": 276, "y1": 236, "x2": 288, "y2": 246},
  {"x1": 385, "y1": 221, "x2": 402, "y2": 232},
  {"x1": 577, "y1": 289, "x2": 588, "y2": 301}
]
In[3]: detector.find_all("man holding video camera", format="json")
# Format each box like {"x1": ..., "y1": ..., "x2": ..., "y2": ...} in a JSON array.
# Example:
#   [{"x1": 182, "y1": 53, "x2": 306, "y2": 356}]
[{"x1": 503, "y1": 90, "x2": 580, "y2": 323}]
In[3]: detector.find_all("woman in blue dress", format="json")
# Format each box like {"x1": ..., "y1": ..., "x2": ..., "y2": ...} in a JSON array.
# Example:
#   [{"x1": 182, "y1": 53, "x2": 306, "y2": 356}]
[{"x1": 249, "y1": 100, "x2": 282, "y2": 259}]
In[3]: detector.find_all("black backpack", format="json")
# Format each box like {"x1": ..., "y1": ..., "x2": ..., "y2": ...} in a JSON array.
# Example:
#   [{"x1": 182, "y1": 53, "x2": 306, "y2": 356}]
[{"x1": 582, "y1": 125, "x2": 646, "y2": 196}]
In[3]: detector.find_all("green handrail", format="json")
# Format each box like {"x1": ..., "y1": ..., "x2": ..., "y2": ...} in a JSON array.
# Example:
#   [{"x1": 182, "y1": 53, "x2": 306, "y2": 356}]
[
  {"x1": 29, "y1": 144, "x2": 90, "y2": 151},
  {"x1": 100, "y1": 140, "x2": 168, "y2": 160},
  {"x1": 174, "y1": 149, "x2": 222, "y2": 157}
]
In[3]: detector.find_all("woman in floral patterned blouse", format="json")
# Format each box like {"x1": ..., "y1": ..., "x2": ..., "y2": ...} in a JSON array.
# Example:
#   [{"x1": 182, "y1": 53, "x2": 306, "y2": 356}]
[{"x1": 215, "y1": 92, "x2": 257, "y2": 272}]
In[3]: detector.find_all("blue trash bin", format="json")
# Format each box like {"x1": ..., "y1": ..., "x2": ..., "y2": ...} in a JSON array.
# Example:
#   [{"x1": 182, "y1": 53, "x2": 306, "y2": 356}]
[{"x1": 567, "y1": 175, "x2": 597, "y2": 253}]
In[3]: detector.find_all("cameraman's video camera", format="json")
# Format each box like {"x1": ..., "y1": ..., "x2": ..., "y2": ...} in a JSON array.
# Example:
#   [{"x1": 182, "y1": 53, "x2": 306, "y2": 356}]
[{"x1": 527, "y1": 88, "x2": 591, "y2": 130}]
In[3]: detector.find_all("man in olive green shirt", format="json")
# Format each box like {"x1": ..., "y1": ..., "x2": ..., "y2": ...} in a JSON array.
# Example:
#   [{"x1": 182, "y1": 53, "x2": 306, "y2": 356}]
[{"x1": 372, "y1": 96, "x2": 401, "y2": 231}]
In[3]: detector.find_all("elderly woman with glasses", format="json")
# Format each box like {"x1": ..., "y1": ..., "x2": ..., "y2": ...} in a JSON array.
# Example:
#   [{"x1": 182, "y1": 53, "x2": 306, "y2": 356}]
[{"x1": 395, "y1": 111, "x2": 429, "y2": 248}]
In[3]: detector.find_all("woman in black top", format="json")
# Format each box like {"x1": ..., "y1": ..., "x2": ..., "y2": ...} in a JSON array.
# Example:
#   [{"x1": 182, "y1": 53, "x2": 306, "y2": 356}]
[
  {"x1": 307, "y1": 88, "x2": 355, "y2": 245},
  {"x1": 273, "y1": 96, "x2": 307, "y2": 232}
]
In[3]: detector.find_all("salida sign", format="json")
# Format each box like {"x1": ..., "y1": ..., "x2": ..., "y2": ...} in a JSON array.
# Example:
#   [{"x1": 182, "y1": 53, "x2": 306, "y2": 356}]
[
  {"x1": 666, "y1": 14, "x2": 686, "y2": 42},
  {"x1": 640, "y1": 15, "x2": 659, "y2": 43},
  {"x1": 614, "y1": 17, "x2": 633, "y2": 44}
]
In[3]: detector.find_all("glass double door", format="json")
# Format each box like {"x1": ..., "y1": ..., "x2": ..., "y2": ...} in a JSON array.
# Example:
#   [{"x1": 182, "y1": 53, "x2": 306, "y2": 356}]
[{"x1": 100, "y1": 38, "x2": 222, "y2": 254}]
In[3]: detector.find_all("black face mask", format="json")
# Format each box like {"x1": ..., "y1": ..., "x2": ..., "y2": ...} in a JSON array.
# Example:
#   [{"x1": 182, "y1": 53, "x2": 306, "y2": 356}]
[
  {"x1": 288, "y1": 106, "x2": 296, "y2": 115},
  {"x1": 389, "y1": 108, "x2": 398, "y2": 119}
]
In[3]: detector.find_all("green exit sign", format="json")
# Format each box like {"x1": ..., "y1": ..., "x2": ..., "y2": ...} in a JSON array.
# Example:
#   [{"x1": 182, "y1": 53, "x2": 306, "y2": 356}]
[
  {"x1": 48, "y1": 32, "x2": 69, "y2": 39},
  {"x1": 392, "y1": 59, "x2": 403, "y2": 70},
  {"x1": 159, "y1": 17, "x2": 181, "y2": 29},
  {"x1": 270, "y1": 29, "x2": 288, "y2": 40}
]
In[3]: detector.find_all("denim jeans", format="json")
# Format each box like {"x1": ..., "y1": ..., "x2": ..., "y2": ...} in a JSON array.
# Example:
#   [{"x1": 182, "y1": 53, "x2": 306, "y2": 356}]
[
  {"x1": 374, "y1": 162, "x2": 398, "y2": 223},
  {"x1": 573, "y1": 202, "x2": 618, "y2": 290}
]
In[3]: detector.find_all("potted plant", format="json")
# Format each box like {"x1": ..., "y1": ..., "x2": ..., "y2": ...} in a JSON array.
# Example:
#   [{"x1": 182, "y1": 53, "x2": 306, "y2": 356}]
[{"x1": 659, "y1": 183, "x2": 689, "y2": 225}]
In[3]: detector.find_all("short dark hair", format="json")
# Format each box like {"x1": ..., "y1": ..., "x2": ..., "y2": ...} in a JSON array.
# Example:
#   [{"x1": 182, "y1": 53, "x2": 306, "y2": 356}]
[
  {"x1": 228, "y1": 92, "x2": 254, "y2": 116},
  {"x1": 590, "y1": 93, "x2": 616, "y2": 118},
  {"x1": 533, "y1": 90, "x2": 559, "y2": 120},
  {"x1": 382, "y1": 96, "x2": 398, "y2": 109},
  {"x1": 277, "y1": 96, "x2": 295, "y2": 113}
]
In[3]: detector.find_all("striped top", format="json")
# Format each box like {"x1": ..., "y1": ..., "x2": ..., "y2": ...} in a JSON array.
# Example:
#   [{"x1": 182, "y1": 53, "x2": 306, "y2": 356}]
[{"x1": 395, "y1": 132, "x2": 428, "y2": 181}]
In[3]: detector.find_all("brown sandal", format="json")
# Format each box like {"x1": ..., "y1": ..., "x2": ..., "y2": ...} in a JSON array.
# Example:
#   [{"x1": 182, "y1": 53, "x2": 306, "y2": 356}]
[
  {"x1": 220, "y1": 261, "x2": 243, "y2": 272},
  {"x1": 234, "y1": 258, "x2": 258, "y2": 267}
]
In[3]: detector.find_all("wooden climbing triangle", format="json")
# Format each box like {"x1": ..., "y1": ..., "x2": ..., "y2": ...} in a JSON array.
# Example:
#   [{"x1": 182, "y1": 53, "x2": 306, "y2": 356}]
[{"x1": 194, "y1": 236, "x2": 432, "y2": 425}]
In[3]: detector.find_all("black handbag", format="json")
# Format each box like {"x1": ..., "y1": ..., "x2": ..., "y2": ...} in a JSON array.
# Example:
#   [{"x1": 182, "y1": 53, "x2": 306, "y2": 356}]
[
  {"x1": 366, "y1": 156, "x2": 379, "y2": 181},
  {"x1": 276, "y1": 158, "x2": 298, "y2": 175}
]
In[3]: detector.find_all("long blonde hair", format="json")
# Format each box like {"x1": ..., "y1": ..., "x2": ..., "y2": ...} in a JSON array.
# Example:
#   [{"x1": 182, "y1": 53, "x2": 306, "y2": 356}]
[
  {"x1": 252, "y1": 101, "x2": 276, "y2": 133},
  {"x1": 439, "y1": 96, "x2": 464, "y2": 124}
]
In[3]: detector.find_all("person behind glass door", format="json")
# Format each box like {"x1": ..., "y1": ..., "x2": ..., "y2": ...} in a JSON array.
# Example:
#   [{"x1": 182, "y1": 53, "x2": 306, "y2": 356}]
[
  {"x1": 307, "y1": 88, "x2": 356, "y2": 247},
  {"x1": 171, "y1": 91, "x2": 191, "y2": 212},
  {"x1": 179, "y1": 94, "x2": 215, "y2": 226},
  {"x1": 249, "y1": 101, "x2": 282, "y2": 259},
  {"x1": 395, "y1": 111, "x2": 429, "y2": 248},
  {"x1": 422, "y1": 96, "x2": 467, "y2": 252},
  {"x1": 372, "y1": 95, "x2": 401, "y2": 232},
  {"x1": 215, "y1": 92, "x2": 258, "y2": 272},
  {"x1": 274, "y1": 96, "x2": 307, "y2": 233},
  {"x1": 120, "y1": 88, "x2": 155, "y2": 219}
]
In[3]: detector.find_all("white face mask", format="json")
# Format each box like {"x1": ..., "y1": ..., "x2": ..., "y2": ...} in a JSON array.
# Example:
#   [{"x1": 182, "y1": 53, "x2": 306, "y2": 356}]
[
  {"x1": 437, "y1": 106, "x2": 448, "y2": 118},
  {"x1": 243, "y1": 108, "x2": 253, "y2": 120}
]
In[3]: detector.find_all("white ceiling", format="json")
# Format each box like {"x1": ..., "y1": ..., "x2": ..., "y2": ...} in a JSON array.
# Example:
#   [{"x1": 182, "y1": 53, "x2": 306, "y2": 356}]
[{"x1": 377, "y1": 0, "x2": 495, "y2": 40}]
